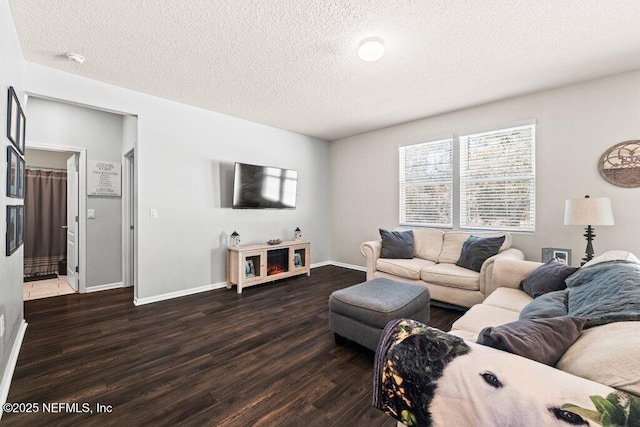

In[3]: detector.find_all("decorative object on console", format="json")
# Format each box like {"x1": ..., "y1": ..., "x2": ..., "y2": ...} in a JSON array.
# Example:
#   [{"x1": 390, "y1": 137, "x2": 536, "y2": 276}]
[
  {"x1": 564, "y1": 195, "x2": 614, "y2": 265},
  {"x1": 229, "y1": 231, "x2": 240, "y2": 247},
  {"x1": 598, "y1": 140, "x2": 640, "y2": 188},
  {"x1": 267, "y1": 239, "x2": 282, "y2": 245},
  {"x1": 294, "y1": 227, "x2": 301, "y2": 241}
]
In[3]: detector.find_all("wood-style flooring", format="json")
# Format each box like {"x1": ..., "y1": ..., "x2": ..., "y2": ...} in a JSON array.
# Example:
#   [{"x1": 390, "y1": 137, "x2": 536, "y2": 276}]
[{"x1": 4, "y1": 266, "x2": 463, "y2": 426}]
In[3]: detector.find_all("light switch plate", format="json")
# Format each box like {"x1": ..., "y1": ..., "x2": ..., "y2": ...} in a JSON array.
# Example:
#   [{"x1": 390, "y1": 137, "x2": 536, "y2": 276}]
[{"x1": 87, "y1": 209, "x2": 95, "y2": 219}]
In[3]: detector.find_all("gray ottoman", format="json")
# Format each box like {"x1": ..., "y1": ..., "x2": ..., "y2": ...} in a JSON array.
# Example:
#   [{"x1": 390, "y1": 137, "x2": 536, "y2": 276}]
[{"x1": 328, "y1": 278, "x2": 431, "y2": 351}]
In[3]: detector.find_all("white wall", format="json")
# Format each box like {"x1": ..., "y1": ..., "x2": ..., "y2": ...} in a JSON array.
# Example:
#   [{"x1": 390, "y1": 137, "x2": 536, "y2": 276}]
[
  {"x1": 0, "y1": 0, "x2": 25, "y2": 402},
  {"x1": 330, "y1": 70, "x2": 640, "y2": 268},
  {"x1": 24, "y1": 63, "x2": 332, "y2": 300},
  {"x1": 26, "y1": 98, "x2": 124, "y2": 288},
  {"x1": 25, "y1": 148, "x2": 72, "y2": 169}
]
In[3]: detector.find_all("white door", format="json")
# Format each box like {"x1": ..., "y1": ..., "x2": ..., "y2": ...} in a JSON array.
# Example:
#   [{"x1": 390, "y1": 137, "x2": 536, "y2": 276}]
[{"x1": 66, "y1": 154, "x2": 79, "y2": 291}]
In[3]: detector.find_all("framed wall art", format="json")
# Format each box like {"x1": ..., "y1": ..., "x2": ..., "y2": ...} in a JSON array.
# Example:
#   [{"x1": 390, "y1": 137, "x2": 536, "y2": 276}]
[
  {"x1": 17, "y1": 205, "x2": 24, "y2": 246},
  {"x1": 17, "y1": 104, "x2": 26, "y2": 154},
  {"x1": 6, "y1": 145, "x2": 19, "y2": 198},
  {"x1": 17, "y1": 154, "x2": 25, "y2": 198},
  {"x1": 6, "y1": 205, "x2": 18, "y2": 256},
  {"x1": 7, "y1": 86, "x2": 20, "y2": 151}
]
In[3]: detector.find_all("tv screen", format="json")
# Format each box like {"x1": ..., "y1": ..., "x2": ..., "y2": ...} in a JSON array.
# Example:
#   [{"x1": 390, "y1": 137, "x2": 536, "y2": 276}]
[{"x1": 232, "y1": 162, "x2": 298, "y2": 209}]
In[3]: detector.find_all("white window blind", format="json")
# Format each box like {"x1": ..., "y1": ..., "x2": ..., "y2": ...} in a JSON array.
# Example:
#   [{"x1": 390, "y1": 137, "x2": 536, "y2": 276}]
[
  {"x1": 399, "y1": 138, "x2": 453, "y2": 227},
  {"x1": 459, "y1": 124, "x2": 535, "y2": 231}
]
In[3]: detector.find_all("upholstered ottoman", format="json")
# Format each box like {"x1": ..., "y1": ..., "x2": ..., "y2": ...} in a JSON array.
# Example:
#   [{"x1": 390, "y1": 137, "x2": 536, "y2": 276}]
[{"x1": 328, "y1": 278, "x2": 431, "y2": 351}]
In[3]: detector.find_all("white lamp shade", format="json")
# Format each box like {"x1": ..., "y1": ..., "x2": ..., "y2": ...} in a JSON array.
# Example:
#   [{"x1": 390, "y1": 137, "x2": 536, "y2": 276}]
[{"x1": 564, "y1": 197, "x2": 615, "y2": 226}]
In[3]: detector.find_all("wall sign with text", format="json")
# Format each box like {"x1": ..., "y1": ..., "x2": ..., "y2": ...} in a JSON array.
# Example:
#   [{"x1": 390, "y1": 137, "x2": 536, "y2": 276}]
[{"x1": 88, "y1": 160, "x2": 121, "y2": 196}]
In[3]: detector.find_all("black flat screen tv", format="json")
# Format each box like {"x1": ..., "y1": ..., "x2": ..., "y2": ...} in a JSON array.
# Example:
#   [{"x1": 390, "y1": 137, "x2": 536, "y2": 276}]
[{"x1": 232, "y1": 162, "x2": 298, "y2": 209}]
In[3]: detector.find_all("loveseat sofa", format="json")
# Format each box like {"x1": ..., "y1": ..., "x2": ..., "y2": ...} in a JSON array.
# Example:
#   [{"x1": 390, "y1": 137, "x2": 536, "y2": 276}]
[
  {"x1": 374, "y1": 252, "x2": 640, "y2": 427},
  {"x1": 361, "y1": 229, "x2": 525, "y2": 308}
]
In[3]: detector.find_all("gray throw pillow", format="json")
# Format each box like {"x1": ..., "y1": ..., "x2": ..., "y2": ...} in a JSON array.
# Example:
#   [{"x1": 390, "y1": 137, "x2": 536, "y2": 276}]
[
  {"x1": 520, "y1": 259, "x2": 578, "y2": 298},
  {"x1": 455, "y1": 235, "x2": 505, "y2": 272},
  {"x1": 379, "y1": 229, "x2": 414, "y2": 259},
  {"x1": 519, "y1": 290, "x2": 569, "y2": 320},
  {"x1": 476, "y1": 316, "x2": 586, "y2": 366}
]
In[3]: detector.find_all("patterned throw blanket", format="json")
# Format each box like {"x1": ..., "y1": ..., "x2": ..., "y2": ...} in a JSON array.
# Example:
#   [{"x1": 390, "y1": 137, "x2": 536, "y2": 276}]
[{"x1": 373, "y1": 319, "x2": 640, "y2": 427}]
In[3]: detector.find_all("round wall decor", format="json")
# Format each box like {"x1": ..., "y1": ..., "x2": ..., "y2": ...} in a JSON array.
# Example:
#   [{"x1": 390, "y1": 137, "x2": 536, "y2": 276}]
[{"x1": 598, "y1": 140, "x2": 640, "y2": 188}]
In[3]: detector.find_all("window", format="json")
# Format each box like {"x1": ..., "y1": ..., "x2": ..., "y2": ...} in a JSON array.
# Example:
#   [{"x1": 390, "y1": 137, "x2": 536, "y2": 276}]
[
  {"x1": 459, "y1": 124, "x2": 535, "y2": 231},
  {"x1": 399, "y1": 138, "x2": 453, "y2": 227}
]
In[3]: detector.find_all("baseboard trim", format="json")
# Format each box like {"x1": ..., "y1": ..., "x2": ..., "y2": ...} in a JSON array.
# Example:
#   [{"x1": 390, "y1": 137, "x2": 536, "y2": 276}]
[
  {"x1": 133, "y1": 282, "x2": 227, "y2": 306},
  {"x1": 86, "y1": 282, "x2": 124, "y2": 293},
  {"x1": 0, "y1": 320, "x2": 28, "y2": 420},
  {"x1": 310, "y1": 261, "x2": 332, "y2": 268},
  {"x1": 328, "y1": 261, "x2": 366, "y2": 272}
]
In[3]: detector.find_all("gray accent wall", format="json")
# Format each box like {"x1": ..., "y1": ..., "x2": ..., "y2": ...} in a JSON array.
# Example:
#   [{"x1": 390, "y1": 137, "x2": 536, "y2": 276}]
[
  {"x1": 24, "y1": 63, "x2": 332, "y2": 301},
  {"x1": 26, "y1": 98, "x2": 124, "y2": 288},
  {"x1": 330, "y1": 70, "x2": 640, "y2": 268},
  {"x1": 0, "y1": 0, "x2": 25, "y2": 397}
]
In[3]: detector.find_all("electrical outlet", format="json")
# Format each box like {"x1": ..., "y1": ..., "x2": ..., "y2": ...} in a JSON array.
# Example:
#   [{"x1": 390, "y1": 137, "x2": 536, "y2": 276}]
[{"x1": 0, "y1": 314, "x2": 4, "y2": 338}]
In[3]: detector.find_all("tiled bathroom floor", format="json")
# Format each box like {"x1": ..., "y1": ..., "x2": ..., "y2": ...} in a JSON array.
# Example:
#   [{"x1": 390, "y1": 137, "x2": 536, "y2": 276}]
[{"x1": 24, "y1": 276, "x2": 76, "y2": 301}]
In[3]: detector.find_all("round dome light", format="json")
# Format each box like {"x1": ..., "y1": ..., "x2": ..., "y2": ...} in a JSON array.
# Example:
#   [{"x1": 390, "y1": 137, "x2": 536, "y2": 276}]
[{"x1": 358, "y1": 39, "x2": 384, "y2": 62}]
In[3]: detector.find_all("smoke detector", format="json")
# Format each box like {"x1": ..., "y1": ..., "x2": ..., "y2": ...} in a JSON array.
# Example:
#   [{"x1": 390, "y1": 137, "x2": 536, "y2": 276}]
[{"x1": 66, "y1": 52, "x2": 86, "y2": 64}]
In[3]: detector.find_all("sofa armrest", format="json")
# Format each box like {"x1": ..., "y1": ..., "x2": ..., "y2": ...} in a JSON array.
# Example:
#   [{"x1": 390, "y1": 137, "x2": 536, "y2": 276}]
[
  {"x1": 360, "y1": 240, "x2": 382, "y2": 280},
  {"x1": 491, "y1": 258, "x2": 543, "y2": 290},
  {"x1": 479, "y1": 248, "x2": 525, "y2": 297},
  {"x1": 375, "y1": 319, "x2": 627, "y2": 427}
]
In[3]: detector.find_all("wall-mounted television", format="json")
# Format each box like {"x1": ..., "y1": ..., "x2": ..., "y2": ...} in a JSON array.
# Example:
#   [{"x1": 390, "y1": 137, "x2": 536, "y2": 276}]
[{"x1": 232, "y1": 162, "x2": 298, "y2": 209}]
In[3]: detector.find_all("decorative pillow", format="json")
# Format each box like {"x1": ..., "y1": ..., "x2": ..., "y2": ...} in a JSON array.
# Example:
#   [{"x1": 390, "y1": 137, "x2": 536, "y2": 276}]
[
  {"x1": 477, "y1": 316, "x2": 586, "y2": 366},
  {"x1": 379, "y1": 229, "x2": 414, "y2": 259},
  {"x1": 519, "y1": 290, "x2": 568, "y2": 320},
  {"x1": 519, "y1": 259, "x2": 578, "y2": 298},
  {"x1": 455, "y1": 236, "x2": 505, "y2": 272}
]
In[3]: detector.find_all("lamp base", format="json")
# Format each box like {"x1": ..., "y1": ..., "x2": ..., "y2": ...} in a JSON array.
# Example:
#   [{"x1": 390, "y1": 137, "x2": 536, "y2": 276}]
[{"x1": 581, "y1": 225, "x2": 595, "y2": 266}]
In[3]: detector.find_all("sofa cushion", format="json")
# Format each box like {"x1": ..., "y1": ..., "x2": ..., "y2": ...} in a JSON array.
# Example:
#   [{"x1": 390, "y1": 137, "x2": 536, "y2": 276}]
[
  {"x1": 456, "y1": 235, "x2": 505, "y2": 272},
  {"x1": 380, "y1": 229, "x2": 414, "y2": 259},
  {"x1": 476, "y1": 316, "x2": 586, "y2": 366},
  {"x1": 451, "y1": 304, "x2": 520, "y2": 335},
  {"x1": 519, "y1": 290, "x2": 568, "y2": 320},
  {"x1": 520, "y1": 259, "x2": 578, "y2": 298},
  {"x1": 483, "y1": 288, "x2": 533, "y2": 313},
  {"x1": 421, "y1": 263, "x2": 480, "y2": 291},
  {"x1": 412, "y1": 228, "x2": 445, "y2": 262},
  {"x1": 377, "y1": 258, "x2": 436, "y2": 280},
  {"x1": 438, "y1": 231, "x2": 511, "y2": 264},
  {"x1": 556, "y1": 321, "x2": 640, "y2": 396}
]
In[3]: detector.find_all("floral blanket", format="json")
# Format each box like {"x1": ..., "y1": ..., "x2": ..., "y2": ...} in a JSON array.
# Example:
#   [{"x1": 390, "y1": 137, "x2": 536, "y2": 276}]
[{"x1": 373, "y1": 319, "x2": 640, "y2": 427}]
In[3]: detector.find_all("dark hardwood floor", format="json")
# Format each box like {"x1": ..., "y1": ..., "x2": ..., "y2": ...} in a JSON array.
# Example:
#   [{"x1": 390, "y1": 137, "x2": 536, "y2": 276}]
[{"x1": 4, "y1": 266, "x2": 463, "y2": 426}]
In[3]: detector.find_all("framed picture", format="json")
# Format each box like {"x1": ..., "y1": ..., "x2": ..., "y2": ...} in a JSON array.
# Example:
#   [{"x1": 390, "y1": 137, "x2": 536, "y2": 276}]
[
  {"x1": 293, "y1": 252, "x2": 302, "y2": 268},
  {"x1": 17, "y1": 105, "x2": 26, "y2": 154},
  {"x1": 6, "y1": 86, "x2": 20, "y2": 151},
  {"x1": 6, "y1": 205, "x2": 18, "y2": 256},
  {"x1": 245, "y1": 259, "x2": 256, "y2": 278},
  {"x1": 17, "y1": 205, "x2": 24, "y2": 246},
  {"x1": 6, "y1": 145, "x2": 19, "y2": 198},
  {"x1": 17, "y1": 155, "x2": 25, "y2": 198},
  {"x1": 542, "y1": 247, "x2": 572, "y2": 266}
]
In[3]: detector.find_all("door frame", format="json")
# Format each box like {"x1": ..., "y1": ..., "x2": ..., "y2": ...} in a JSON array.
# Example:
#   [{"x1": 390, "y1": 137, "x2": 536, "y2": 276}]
[
  {"x1": 26, "y1": 141, "x2": 88, "y2": 293},
  {"x1": 122, "y1": 148, "x2": 137, "y2": 299}
]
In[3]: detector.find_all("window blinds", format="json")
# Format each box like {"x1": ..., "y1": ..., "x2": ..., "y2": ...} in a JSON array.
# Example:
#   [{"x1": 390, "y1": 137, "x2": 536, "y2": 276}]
[
  {"x1": 399, "y1": 138, "x2": 453, "y2": 227},
  {"x1": 459, "y1": 124, "x2": 536, "y2": 231}
]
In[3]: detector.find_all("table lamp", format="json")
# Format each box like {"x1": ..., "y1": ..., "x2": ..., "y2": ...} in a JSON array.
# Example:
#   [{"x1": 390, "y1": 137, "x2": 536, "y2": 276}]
[{"x1": 564, "y1": 195, "x2": 614, "y2": 265}]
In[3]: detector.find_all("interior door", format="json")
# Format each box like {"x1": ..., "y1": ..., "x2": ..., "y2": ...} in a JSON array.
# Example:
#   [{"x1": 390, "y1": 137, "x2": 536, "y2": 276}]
[{"x1": 66, "y1": 154, "x2": 79, "y2": 291}]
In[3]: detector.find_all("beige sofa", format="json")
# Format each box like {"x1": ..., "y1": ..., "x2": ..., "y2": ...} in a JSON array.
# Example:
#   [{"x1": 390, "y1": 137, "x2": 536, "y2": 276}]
[
  {"x1": 448, "y1": 256, "x2": 640, "y2": 397},
  {"x1": 360, "y1": 229, "x2": 525, "y2": 308}
]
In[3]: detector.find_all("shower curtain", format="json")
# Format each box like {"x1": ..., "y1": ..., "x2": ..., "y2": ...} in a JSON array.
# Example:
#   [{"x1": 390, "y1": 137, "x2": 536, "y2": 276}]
[{"x1": 24, "y1": 168, "x2": 67, "y2": 280}]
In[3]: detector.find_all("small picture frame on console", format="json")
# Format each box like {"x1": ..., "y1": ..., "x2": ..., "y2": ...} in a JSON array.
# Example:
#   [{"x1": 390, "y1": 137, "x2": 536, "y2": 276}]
[
  {"x1": 245, "y1": 259, "x2": 256, "y2": 278},
  {"x1": 542, "y1": 247, "x2": 571, "y2": 266}
]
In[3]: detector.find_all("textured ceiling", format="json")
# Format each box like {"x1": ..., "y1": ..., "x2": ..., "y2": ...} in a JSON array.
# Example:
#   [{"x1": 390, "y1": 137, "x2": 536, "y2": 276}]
[{"x1": 9, "y1": 0, "x2": 640, "y2": 141}]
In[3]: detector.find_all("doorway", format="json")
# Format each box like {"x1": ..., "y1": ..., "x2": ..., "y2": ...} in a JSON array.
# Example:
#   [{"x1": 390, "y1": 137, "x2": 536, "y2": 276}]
[
  {"x1": 123, "y1": 148, "x2": 136, "y2": 297},
  {"x1": 23, "y1": 144, "x2": 88, "y2": 297}
]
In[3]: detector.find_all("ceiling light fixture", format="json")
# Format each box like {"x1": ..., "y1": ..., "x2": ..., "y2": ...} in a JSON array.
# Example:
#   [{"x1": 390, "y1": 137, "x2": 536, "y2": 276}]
[
  {"x1": 66, "y1": 52, "x2": 86, "y2": 64},
  {"x1": 358, "y1": 38, "x2": 384, "y2": 62}
]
